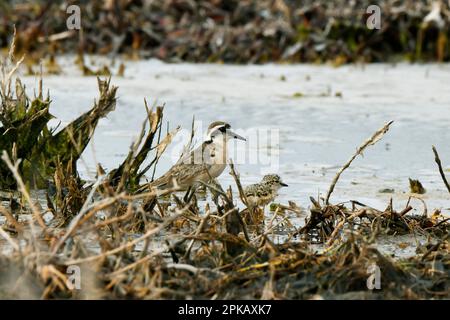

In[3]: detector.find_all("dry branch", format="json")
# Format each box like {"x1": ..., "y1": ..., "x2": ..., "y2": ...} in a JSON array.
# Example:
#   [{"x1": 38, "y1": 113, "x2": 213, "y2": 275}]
[
  {"x1": 325, "y1": 121, "x2": 393, "y2": 204},
  {"x1": 432, "y1": 145, "x2": 450, "y2": 194}
]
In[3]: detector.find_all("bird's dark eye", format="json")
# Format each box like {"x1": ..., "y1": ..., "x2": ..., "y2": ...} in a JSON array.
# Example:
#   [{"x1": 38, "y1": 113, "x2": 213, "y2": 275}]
[{"x1": 219, "y1": 126, "x2": 226, "y2": 133}]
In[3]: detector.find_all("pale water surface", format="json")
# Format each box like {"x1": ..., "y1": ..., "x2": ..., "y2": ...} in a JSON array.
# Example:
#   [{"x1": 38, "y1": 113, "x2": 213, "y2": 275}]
[
  {"x1": 21, "y1": 58, "x2": 449, "y2": 210},
  {"x1": 7, "y1": 58, "x2": 450, "y2": 257}
]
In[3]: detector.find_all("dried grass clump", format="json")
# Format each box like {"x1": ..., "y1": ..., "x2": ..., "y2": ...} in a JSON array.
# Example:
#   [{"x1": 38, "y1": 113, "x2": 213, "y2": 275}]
[
  {"x1": 2, "y1": 1, "x2": 450, "y2": 64},
  {"x1": 0, "y1": 36, "x2": 117, "y2": 190},
  {"x1": 0, "y1": 103, "x2": 448, "y2": 299},
  {"x1": 0, "y1": 36, "x2": 449, "y2": 300}
]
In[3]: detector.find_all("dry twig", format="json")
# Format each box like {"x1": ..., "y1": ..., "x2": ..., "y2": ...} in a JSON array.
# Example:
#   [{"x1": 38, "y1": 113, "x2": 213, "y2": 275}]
[{"x1": 325, "y1": 121, "x2": 393, "y2": 204}]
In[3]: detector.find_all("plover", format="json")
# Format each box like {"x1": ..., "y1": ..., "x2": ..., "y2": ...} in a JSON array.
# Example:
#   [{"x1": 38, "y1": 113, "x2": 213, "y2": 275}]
[
  {"x1": 244, "y1": 174, "x2": 288, "y2": 224},
  {"x1": 244, "y1": 174, "x2": 288, "y2": 208},
  {"x1": 142, "y1": 121, "x2": 245, "y2": 194}
]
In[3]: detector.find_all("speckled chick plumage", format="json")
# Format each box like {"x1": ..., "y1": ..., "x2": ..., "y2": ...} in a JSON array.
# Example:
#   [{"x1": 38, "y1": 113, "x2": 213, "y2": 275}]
[{"x1": 244, "y1": 174, "x2": 288, "y2": 208}]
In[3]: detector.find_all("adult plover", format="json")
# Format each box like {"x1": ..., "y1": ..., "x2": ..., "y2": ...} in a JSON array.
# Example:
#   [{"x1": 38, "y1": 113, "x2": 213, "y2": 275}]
[{"x1": 142, "y1": 121, "x2": 246, "y2": 195}]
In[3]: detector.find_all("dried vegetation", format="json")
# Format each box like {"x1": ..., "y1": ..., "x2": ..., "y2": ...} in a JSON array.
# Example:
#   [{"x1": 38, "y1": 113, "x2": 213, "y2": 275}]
[
  {"x1": 2, "y1": 0, "x2": 450, "y2": 65},
  {"x1": 0, "y1": 35, "x2": 449, "y2": 300}
]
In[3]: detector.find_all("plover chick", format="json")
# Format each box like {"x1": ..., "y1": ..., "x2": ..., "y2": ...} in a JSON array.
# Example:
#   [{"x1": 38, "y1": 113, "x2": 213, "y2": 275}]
[{"x1": 244, "y1": 174, "x2": 288, "y2": 208}]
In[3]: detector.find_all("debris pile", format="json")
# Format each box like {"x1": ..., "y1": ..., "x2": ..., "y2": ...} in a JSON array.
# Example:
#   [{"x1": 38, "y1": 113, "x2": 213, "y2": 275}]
[
  {"x1": 0, "y1": 35, "x2": 449, "y2": 300},
  {"x1": 1, "y1": 0, "x2": 450, "y2": 64}
]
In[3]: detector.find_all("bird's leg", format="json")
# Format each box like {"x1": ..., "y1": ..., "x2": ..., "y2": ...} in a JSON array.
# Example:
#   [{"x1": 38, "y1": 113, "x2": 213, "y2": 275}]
[
  {"x1": 261, "y1": 206, "x2": 266, "y2": 227},
  {"x1": 248, "y1": 206, "x2": 257, "y2": 225},
  {"x1": 187, "y1": 187, "x2": 195, "y2": 203},
  {"x1": 183, "y1": 186, "x2": 192, "y2": 203},
  {"x1": 183, "y1": 186, "x2": 198, "y2": 203},
  {"x1": 142, "y1": 196, "x2": 157, "y2": 212},
  {"x1": 250, "y1": 206, "x2": 264, "y2": 235}
]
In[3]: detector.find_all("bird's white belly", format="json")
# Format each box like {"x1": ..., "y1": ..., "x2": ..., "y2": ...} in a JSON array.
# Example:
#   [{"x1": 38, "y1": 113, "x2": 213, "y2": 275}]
[{"x1": 208, "y1": 163, "x2": 227, "y2": 179}]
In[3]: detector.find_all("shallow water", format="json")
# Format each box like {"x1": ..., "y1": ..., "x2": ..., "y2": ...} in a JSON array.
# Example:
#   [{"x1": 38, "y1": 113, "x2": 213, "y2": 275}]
[{"x1": 19, "y1": 57, "x2": 449, "y2": 218}]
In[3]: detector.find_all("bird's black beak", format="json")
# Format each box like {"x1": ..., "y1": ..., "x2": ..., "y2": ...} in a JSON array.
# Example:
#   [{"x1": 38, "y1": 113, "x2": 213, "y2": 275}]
[
  {"x1": 280, "y1": 182, "x2": 288, "y2": 187},
  {"x1": 228, "y1": 130, "x2": 246, "y2": 141}
]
